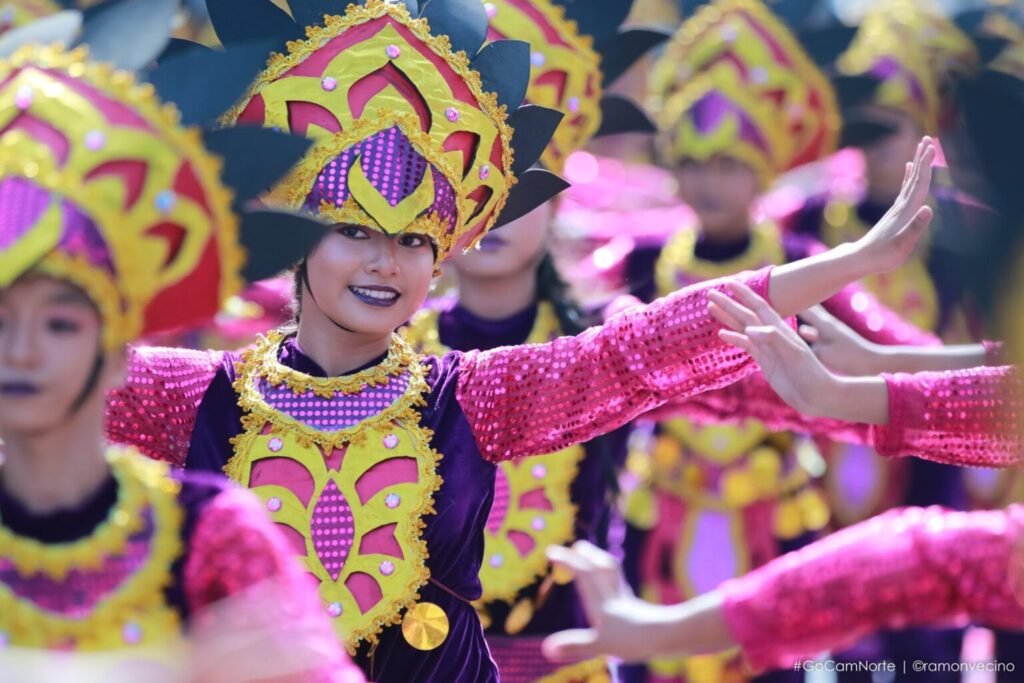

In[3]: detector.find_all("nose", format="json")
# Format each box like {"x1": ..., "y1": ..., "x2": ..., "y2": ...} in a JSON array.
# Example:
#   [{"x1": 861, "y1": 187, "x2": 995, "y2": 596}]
[
  {"x1": 365, "y1": 236, "x2": 400, "y2": 278},
  {"x1": 2, "y1": 315, "x2": 39, "y2": 371}
]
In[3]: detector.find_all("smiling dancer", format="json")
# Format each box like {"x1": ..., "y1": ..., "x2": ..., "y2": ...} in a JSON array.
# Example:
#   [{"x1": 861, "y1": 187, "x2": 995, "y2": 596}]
[
  {"x1": 401, "y1": 1, "x2": 665, "y2": 680},
  {"x1": 95, "y1": 0, "x2": 941, "y2": 680},
  {"x1": 0, "y1": 4, "x2": 360, "y2": 680}
]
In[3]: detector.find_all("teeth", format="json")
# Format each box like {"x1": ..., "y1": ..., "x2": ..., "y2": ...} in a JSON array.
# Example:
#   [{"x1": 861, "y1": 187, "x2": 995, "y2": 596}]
[{"x1": 351, "y1": 286, "x2": 398, "y2": 301}]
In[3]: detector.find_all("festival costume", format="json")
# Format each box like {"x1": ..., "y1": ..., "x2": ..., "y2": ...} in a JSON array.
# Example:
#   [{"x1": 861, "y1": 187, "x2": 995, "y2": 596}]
[
  {"x1": 0, "y1": 12, "x2": 358, "y2": 679},
  {"x1": 400, "y1": 3, "x2": 663, "y2": 681},
  {"x1": 91, "y1": 1, "x2": 775, "y2": 680}
]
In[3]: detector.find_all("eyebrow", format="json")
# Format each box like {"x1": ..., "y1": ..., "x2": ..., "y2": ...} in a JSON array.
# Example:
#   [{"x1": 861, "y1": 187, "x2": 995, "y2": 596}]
[{"x1": 47, "y1": 290, "x2": 94, "y2": 306}]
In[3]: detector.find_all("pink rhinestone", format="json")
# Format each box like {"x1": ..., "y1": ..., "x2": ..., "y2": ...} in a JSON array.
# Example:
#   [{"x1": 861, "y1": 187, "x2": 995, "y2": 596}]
[
  {"x1": 489, "y1": 554, "x2": 504, "y2": 568},
  {"x1": 0, "y1": 631, "x2": 7, "y2": 649},
  {"x1": 567, "y1": 97, "x2": 580, "y2": 113},
  {"x1": 484, "y1": 3, "x2": 496, "y2": 17},
  {"x1": 0, "y1": 8, "x2": 12, "y2": 26},
  {"x1": 383, "y1": 434, "x2": 399, "y2": 449},
  {"x1": 531, "y1": 464, "x2": 546, "y2": 479},
  {"x1": 385, "y1": 493, "x2": 401, "y2": 509},
  {"x1": 479, "y1": 164, "x2": 491, "y2": 180},
  {"x1": 327, "y1": 602, "x2": 343, "y2": 617},
  {"x1": 267, "y1": 497, "x2": 282, "y2": 512},
  {"x1": 122, "y1": 622, "x2": 142, "y2": 644},
  {"x1": 530, "y1": 51, "x2": 545, "y2": 67},
  {"x1": 321, "y1": 76, "x2": 338, "y2": 91},
  {"x1": 14, "y1": 86, "x2": 32, "y2": 110},
  {"x1": 85, "y1": 131, "x2": 106, "y2": 151},
  {"x1": 268, "y1": 438, "x2": 283, "y2": 452},
  {"x1": 445, "y1": 107, "x2": 460, "y2": 122},
  {"x1": 386, "y1": 44, "x2": 401, "y2": 59},
  {"x1": 380, "y1": 561, "x2": 395, "y2": 576},
  {"x1": 532, "y1": 517, "x2": 546, "y2": 531}
]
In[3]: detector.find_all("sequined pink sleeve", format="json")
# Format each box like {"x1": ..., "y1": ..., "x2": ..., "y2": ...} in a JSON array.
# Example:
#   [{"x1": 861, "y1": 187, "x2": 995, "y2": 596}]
[
  {"x1": 645, "y1": 373, "x2": 872, "y2": 446},
  {"x1": 185, "y1": 489, "x2": 364, "y2": 682},
  {"x1": 721, "y1": 505, "x2": 1024, "y2": 674},
  {"x1": 456, "y1": 268, "x2": 772, "y2": 462},
  {"x1": 105, "y1": 346, "x2": 224, "y2": 466},
  {"x1": 870, "y1": 365, "x2": 1023, "y2": 468},
  {"x1": 821, "y1": 281, "x2": 941, "y2": 347}
]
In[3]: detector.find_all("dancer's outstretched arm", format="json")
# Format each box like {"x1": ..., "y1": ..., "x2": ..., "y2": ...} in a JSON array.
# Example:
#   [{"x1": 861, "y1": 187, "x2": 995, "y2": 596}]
[
  {"x1": 457, "y1": 139, "x2": 941, "y2": 462},
  {"x1": 543, "y1": 507, "x2": 1024, "y2": 671},
  {"x1": 706, "y1": 282, "x2": 1022, "y2": 468}
]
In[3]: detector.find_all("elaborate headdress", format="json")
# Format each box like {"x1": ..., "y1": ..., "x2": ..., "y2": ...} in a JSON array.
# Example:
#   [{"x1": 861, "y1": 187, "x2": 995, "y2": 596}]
[
  {"x1": 648, "y1": 0, "x2": 840, "y2": 185},
  {"x1": 483, "y1": 0, "x2": 666, "y2": 171},
  {"x1": 0, "y1": 0, "x2": 328, "y2": 349},
  {"x1": 215, "y1": 0, "x2": 566, "y2": 261},
  {"x1": 836, "y1": 1, "x2": 978, "y2": 135}
]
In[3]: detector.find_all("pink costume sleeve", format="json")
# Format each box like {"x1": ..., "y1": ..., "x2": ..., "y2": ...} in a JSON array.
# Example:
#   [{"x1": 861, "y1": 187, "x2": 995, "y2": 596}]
[
  {"x1": 650, "y1": 366, "x2": 1022, "y2": 468},
  {"x1": 821, "y1": 281, "x2": 941, "y2": 347},
  {"x1": 721, "y1": 505, "x2": 1024, "y2": 674},
  {"x1": 185, "y1": 488, "x2": 365, "y2": 683},
  {"x1": 456, "y1": 268, "x2": 773, "y2": 462},
  {"x1": 105, "y1": 346, "x2": 224, "y2": 467},
  {"x1": 871, "y1": 365, "x2": 1023, "y2": 467}
]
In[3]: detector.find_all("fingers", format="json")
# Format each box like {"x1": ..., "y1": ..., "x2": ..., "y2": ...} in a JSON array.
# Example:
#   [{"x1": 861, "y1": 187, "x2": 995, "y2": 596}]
[
  {"x1": 542, "y1": 629, "x2": 602, "y2": 663},
  {"x1": 707, "y1": 289, "x2": 760, "y2": 329},
  {"x1": 725, "y1": 281, "x2": 788, "y2": 328},
  {"x1": 798, "y1": 325, "x2": 820, "y2": 344},
  {"x1": 798, "y1": 305, "x2": 840, "y2": 333},
  {"x1": 718, "y1": 329, "x2": 755, "y2": 354},
  {"x1": 547, "y1": 542, "x2": 623, "y2": 625}
]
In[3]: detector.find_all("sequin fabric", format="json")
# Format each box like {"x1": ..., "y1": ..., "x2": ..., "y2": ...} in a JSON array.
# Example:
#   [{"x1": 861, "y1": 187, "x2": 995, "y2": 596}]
[
  {"x1": 456, "y1": 268, "x2": 772, "y2": 462},
  {"x1": 487, "y1": 635, "x2": 603, "y2": 682},
  {"x1": 822, "y1": 279, "x2": 941, "y2": 347},
  {"x1": 872, "y1": 366, "x2": 1023, "y2": 467},
  {"x1": 257, "y1": 370, "x2": 412, "y2": 431},
  {"x1": 721, "y1": 505, "x2": 1024, "y2": 673},
  {"x1": 0, "y1": 178, "x2": 114, "y2": 271},
  {"x1": 184, "y1": 488, "x2": 364, "y2": 682},
  {"x1": 106, "y1": 346, "x2": 225, "y2": 466},
  {"x1": 0, "y1": 512, "x2": 153, "y2": 617},
  {"x1": 304, "y1": 126, "x2": 458, "y2": 235}
]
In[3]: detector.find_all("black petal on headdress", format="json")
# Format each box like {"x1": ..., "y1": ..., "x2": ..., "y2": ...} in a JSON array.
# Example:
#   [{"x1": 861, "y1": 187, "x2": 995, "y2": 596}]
[
  {"x1": 595, "y1": 95, "x2": 655, "y2": 137},
  {"x1": 493, "y1": 169, "x2": 569, "y2": 228},
  {"x1": 420, "y1": 0, "x2": 488, "y2": 57},
  {"x1": 838, "y1": 113, "x2": 898, "y2": 149},
  {"x1": 508, "y1": 106, "x2": 564, "y2": 175},
  {"x1": 203, "y1": 128, "x2": 312, "y2": 205},
  {"x1": 149, "y1": 41, "x2": 274, "y2": 127},
  {"x1": 831, "y1": 74, "x2": 881, "y2": 111},
  {"x1": 976, "y1": 36, "x2": 1012, "y2": 64},
  {"x1": 159, "y1": 37, "x2": 210, "y2": 60},
  {"x1": 766, "y1": 0, "x2": 817, "y2": 29},
  {"x1": 0, "y1": 11, "x2": 81, "y2": 59},
  {"x1": 796, "y1": 25, "x2": 857, "y2": 68},
  {"x1": 289, "y1": 0, "x2": 347, "y2": 30},
  {"x1": 207, "y1": 0, "x2": 303, "y2": 48},
  {"x1": 550, "y1": 0, "x2": 633, "y2": 42},
  {"x1": 239, "y1": 210, "x2": 332, "y2": 282},
  {"x1": 78, "y1": 0, "x2": 175, "y2": 71},
  {"x1": 595, "y1": 27, "x2": 670, "y2": 87},
  {"x1": 472, "y1": 39, "x2": 530, "y2": 110}
]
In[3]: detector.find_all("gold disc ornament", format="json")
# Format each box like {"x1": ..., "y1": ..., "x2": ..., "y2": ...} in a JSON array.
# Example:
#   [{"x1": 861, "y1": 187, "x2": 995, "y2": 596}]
[{"x1": 402, "y1": 602, "x2": 449, "y2": 651}]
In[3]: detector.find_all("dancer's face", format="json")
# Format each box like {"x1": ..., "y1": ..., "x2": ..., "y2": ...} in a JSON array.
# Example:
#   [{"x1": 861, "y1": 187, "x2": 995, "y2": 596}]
[
  {"x1": 675, "y1": 155, "x2": 759, "y2": 238},
  {"x1": 0, "y1": 276, "x2": 120, "y2": 438},
  {"x1": 303, "y1": 225, "x2": 436, "y2": 339},
  {"x1": 862, "y1": 107, "x2": 923, "y2": 201},
  {"x1": 450, "y1": 202, "x2": 552, "y2": 280}
]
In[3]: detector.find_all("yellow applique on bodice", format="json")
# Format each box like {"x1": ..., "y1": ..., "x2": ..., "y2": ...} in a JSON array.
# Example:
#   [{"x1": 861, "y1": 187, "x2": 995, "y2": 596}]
[
  {"x1": 226, "y1": 331, "x2": 442, "y2": 653},
  {"x1": 0, "y1": 447, "x2": 183, "y2": 652},
  {"x1": 403, "y1": 302, "x2": 586, "y2": 629},
  {"x1": 822, "y1": 198, "x2": 940, "y2": 332}
]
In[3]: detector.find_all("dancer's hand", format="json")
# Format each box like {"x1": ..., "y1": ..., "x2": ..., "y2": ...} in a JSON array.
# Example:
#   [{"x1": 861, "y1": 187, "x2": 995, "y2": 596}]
[
  {"x1": 798, "y1": 306, "x2": 886, "y2": 376},
  {"x1": 542, "y1": 542, "x2": 734, "y2": 663},
  {"x1": 852, "y1": 137, "x2": 936, "y2": 275},
  {"x1": 709, "y1": 282, "x2": 889, "y2": 424}
]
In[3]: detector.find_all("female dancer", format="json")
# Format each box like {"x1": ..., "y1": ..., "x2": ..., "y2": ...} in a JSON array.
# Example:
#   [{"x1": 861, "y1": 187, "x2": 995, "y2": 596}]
[
  {"x1": 0, "y1": 7, "x2": 358, "y2": 680},
  {"x1": 100, "y1": 0, "x2": 938, "y2": 679},
  {"x1": 402, "y1": 2, "x2": 663, "y2": 679}
]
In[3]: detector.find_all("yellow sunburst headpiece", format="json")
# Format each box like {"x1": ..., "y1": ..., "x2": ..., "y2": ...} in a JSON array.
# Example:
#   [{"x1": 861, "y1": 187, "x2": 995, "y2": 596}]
[
  {"x1": 648, "y1": 0, "x2": 840, "y2": 185},
  {"x1": 483, "y1": 0, "x2": 666, "y2": 171},
  {"x1": 220, "y1": 0, "x2": 565, "y2": 261}
]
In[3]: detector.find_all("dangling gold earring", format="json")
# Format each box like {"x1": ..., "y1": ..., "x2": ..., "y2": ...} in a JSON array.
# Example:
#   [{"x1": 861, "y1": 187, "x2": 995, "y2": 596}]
[{"x1": 432, "y1": 266, "x2": 443, "y2": 278}]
